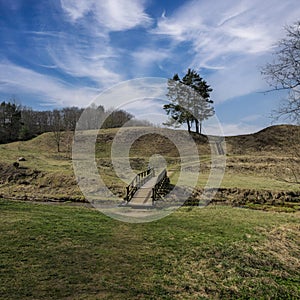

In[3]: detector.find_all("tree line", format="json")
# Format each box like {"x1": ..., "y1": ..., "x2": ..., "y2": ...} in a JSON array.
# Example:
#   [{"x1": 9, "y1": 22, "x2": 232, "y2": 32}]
[{"x1": 0, "y1": 102, "x2": 140, "y2": 144}]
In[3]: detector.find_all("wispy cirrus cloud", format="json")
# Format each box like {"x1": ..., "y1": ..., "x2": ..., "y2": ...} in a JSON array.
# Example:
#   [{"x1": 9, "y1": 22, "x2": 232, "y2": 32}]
[
  {"x1": 150, "y1": 0, "x2": 300, "y2": 103},
  {"x1": 0, "y1": 60, "x2": 98, "y2": 107},
  {"x1": 43, "y1": 0, "x2": 153, "y2": 90},
  {"x1": 153, "y1": 0, "x2": 300, "y2": 67},
  {"x1": 60, "y1": 0, "x2": 152, "y2": 31},
  {"x1": 0, "y1": 0, "x2": 154, "y2": 108},
  {"x1": 46, "y1": 37, "x2": 122, "y2": 87},
  {"x1": 129, "y1": 47, "x2": 172, "y2": 76}
]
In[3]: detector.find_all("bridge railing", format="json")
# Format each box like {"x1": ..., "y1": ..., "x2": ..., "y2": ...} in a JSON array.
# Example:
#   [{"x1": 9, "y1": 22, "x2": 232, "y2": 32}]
[
  {"x1": 124, "y1": 167, "x2": 154, "y2": 202},
  {"x1": 152, "y1": 169, "x2": 169, "y2": 204}
]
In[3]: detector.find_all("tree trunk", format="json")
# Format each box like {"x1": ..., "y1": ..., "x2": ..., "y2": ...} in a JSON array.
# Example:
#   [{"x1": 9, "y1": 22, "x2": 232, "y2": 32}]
[
  {"x1": 187, "y1": 120, "x2": 191, "y2": 133},
  {"x1": 53, "y1": 131, "x2": 61, "y2": 152},
  {"x1": 195, "y1": 119, "x2": 199, "y2": 134}
]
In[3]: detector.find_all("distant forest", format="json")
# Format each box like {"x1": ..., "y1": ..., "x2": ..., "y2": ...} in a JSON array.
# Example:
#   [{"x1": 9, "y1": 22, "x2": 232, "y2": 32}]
[{"x1": 0, "y1": 101, "x2": 150, "y2": 144}]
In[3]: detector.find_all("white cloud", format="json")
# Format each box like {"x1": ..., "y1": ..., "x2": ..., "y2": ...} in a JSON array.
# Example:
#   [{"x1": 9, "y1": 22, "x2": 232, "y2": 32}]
[
  {"x1": 0, "y1": 61, "x2": 97, "y2": 107},
  {"x1": 1, "y1": 1, "x2": 154, "y2": 108},
  {"x1": 204, "y1": 122, "x2": 263, "y2": 136},
  {"x1": 208, "y1": 54, "x2": 269, "y2": 103},
  {"x1": 60, "y1": 0, "x2": 93, "y2": 21},
  {"x1": 47, "y1": 39, "x2": 122, "y2": 87},
  {"x1": 46, "y1": 0, "x2": 152, "y2": 89},
  {"x1": 60, "y1": 0, "x2": 152, "y2": 31},
  {"x1": 154, "y1": 0, "x2": 300, "y2": 64},
  {"x1": 91, "y1": 78, "x2": 168, "y2": 110},
  {"x1": 152, "y1": 0, "x2": 300, "y2": 102},
  {"x1": 132, "y1": 48, "x2": 170, "y2": 67},
  {"x1": 130, "y1": 48, "x2": 172, "y2": 76}
]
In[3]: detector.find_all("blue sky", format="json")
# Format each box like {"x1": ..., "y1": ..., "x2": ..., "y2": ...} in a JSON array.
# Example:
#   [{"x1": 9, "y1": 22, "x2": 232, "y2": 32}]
[{"x1": 0, "y1": 0, "x2": 299, "y2": 135}]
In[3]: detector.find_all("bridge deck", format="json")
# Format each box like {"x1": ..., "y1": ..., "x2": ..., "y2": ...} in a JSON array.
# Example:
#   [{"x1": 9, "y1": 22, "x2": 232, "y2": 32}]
[{"x1": 127, "y1": 176, "x2": 158, "y2": 208}]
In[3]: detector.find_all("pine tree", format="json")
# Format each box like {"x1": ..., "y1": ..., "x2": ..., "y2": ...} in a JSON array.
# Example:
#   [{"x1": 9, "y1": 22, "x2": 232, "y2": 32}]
[{"x1": 164, "y1": 69, "x2": 214, "y2": 134}]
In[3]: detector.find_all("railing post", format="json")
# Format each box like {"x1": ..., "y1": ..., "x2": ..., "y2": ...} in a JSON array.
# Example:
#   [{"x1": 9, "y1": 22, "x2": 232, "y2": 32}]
[
  {"x1": 124, "y1": 167, "x2": 157, "y2": 203},
  {"x1": 126, "y1": 186, "x2": 129, "y2": 201}
]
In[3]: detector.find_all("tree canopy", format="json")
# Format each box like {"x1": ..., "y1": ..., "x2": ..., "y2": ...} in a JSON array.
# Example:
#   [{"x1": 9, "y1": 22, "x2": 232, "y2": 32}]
[{"x1": 163, "y1": 69, "x2": 214, "y2": 134}]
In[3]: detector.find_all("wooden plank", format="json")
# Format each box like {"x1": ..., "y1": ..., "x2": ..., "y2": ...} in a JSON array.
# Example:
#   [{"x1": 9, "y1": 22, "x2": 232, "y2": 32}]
[
  {"x1": 125, "y1": 168, "x2": 169, "y2": 208},
  {"x1": 127, "y1": 177, "x2": 157, "y2": 207}
]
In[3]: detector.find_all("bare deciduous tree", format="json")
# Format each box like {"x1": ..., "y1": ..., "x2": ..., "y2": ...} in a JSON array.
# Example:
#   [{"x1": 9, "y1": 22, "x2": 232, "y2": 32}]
[
  {"x1": 52, "y1": 109, "x2": 63, "y2": 153},
  {"x1": 261, "y1": 21, "x2": 300, "y2": 123}
]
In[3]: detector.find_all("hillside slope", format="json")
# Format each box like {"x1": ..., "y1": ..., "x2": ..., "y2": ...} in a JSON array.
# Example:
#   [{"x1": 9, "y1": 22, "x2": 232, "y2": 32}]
[
  {"x1": 226, "y1": 124, "x2": 300, "y2": 154},
  {"x1": 0, "y1": 125, "x2": 299, "y2": 207}
]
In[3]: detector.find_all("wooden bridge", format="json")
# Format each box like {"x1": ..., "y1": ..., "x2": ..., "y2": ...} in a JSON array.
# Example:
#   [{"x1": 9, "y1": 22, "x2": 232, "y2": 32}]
[{"x1": 123, "y1": 167, "x2": 170, "y2": 208}]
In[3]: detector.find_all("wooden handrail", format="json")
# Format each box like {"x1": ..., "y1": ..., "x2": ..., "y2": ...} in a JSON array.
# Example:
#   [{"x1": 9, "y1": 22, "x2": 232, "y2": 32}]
[
  {"x1": 152, "y1": 169, "x2": 169, "y2": 204},
  {"x1": 124, "y1": 167, "x2": 154, "y2": 202}
]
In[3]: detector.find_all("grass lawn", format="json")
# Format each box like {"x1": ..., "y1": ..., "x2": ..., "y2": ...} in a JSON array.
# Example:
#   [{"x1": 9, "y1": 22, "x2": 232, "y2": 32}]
[{"x1": 0, "y1": 199, "x2": 299, "y2": 299}]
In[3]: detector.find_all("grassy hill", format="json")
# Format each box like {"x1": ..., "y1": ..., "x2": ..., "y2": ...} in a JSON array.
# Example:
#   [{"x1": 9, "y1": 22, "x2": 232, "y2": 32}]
[
  {"x1": 0, "y1": 125, "x2": 299, "y2": 209},
  {"x1": 0, "y1": 199, "x2": 299, "y2": 299},
  {"x1": 0, "y1": 131, "x2": 82, "y2": 202},
  {"x1": 226, "y1": 124, "x2": 300, "y2": 154}
]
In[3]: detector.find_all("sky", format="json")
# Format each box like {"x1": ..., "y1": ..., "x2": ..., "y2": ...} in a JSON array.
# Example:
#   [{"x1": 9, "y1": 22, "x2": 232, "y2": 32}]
[{"x1": 0, "y1": 0, "x2": 299, "y2": 135}]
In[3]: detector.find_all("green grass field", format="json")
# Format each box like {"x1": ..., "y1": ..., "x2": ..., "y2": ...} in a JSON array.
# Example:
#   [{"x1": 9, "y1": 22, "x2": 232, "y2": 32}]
[{"x1": 0, "y1": 199, "x2": 299, "y2": 299}]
